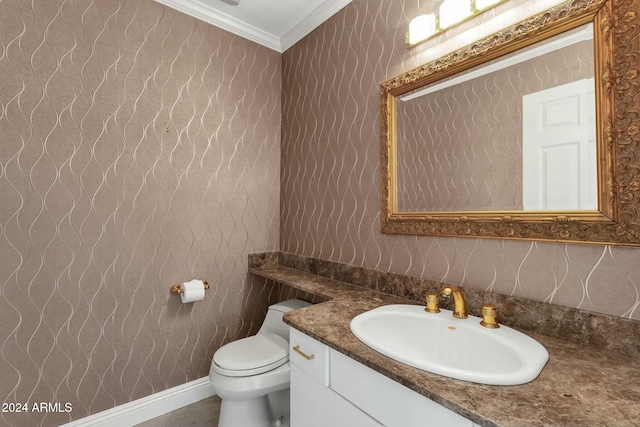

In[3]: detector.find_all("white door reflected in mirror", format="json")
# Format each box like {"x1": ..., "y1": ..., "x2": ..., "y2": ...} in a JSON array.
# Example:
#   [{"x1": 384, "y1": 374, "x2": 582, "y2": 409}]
[{"x1": 522, "y1": 78, "x2": 597, "y2": 211}]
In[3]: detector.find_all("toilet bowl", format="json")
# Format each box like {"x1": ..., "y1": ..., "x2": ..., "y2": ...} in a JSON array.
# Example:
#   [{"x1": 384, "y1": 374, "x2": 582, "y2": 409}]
[{"x1": 209, "y1": 299, "x2": 311, "y2": 427}]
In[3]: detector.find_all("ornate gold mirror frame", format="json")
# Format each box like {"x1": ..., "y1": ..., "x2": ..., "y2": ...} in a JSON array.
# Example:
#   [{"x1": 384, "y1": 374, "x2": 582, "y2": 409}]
[{"x1": 381, "y1": 0, "x2": 640, "y2": 245}]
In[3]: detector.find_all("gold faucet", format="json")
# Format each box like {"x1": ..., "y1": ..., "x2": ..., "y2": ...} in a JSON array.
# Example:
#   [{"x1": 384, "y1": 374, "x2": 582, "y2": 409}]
[{"x1": 441, "y1": 286, "x2": 468, "y2": 319}]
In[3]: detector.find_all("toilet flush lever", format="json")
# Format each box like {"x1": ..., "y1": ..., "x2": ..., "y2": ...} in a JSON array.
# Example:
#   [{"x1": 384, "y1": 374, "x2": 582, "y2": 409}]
[{"x1": 292, "y1": 345, "x2": 315, "y2": 360}]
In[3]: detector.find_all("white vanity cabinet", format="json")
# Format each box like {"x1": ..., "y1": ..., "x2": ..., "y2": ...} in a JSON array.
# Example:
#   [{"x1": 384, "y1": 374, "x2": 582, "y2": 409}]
[
  {"x1": 289, "y1": 328, "x2": 480, "y2": 427},
  {"x1": 289, "y1": 328, "x2": 382, "y2": 426}
]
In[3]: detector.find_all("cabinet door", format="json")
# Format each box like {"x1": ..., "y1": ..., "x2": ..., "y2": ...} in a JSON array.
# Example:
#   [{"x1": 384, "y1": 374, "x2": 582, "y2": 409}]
[
  {"x1": 291, "y1": 364, "x2": 382, "y2": 427},
  {"x1": 290, "y1": 328, "x2": 330, "y2": 386},
  {"x1": 331, "y1": 350, "x2": 480, "y2": 427}
]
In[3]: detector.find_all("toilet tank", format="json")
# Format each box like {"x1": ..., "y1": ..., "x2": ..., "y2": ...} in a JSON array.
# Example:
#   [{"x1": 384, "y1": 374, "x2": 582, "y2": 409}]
[{"x1": 257, "y1": 299, "x2": 311, "y2": 340}]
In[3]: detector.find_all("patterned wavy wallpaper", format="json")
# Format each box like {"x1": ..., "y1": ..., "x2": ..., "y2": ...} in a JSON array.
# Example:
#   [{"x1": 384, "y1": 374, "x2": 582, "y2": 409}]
[
  {"x1": 0, "y1": 0, "x2": 281, "y2": 425},
  {"x1": 281, "y1": 0, "x2": 640, "y2": 323}
]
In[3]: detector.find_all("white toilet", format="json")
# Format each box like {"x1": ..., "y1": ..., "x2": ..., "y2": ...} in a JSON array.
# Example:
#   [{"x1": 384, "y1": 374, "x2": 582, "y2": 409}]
[{"x1": 209, "y1": 299, "x2": 311, "y2": 427}]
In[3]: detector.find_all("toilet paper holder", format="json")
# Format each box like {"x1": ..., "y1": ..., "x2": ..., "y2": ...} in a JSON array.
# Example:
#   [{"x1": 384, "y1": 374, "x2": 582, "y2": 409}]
[{"x1": 170, "y1": 281, "x2": 210, "y2": 295}]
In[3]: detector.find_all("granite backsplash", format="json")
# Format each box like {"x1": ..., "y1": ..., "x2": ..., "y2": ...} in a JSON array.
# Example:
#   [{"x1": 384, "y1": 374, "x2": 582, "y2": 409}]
[{"x1": 249, "y1": 252, "x2": 640, "y2": 359}]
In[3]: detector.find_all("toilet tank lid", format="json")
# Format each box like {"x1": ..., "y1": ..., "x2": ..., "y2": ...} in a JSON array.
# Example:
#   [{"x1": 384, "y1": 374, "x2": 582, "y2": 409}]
[{"x1": 268, "y1": 299, "x2": 312, "y2": 313}]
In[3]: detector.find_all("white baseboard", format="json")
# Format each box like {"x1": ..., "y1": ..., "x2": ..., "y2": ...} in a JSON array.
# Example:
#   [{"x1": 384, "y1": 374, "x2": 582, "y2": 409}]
[{"x1": 62, "y1": 377, "x2": 216, "y2": 427}]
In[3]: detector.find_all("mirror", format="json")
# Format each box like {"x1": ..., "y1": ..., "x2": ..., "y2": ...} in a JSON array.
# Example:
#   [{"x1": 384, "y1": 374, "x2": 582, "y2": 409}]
[
  {"x1": 380, "y1": 0, "x2": 640, "y2": 245},
  {"x1": 396, "y1": 23, "x2": 596, "y2": 212}
]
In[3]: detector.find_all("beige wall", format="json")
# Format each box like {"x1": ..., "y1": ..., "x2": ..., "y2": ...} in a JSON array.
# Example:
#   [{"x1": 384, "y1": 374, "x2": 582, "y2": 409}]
[
  {"x1": 0, "y1": 0, "x2": 281, "y2": 425},
  {"x1": 281, "y1": 0, "x2": 640, "y2": 321}
]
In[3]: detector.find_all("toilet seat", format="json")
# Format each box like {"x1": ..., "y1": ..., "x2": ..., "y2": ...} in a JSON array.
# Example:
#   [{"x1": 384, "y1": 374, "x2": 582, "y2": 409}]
[{"x1": 213, "y1": 333, "x2": 289, "y2": 377}]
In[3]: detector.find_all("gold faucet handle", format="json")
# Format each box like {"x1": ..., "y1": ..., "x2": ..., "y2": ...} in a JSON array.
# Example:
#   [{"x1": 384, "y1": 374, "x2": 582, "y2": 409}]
[
  {"x1": 425, "y1": 293, "x2": 440, "y2": 313},
  {"x1": 480, "y1": 304, "x2": 500, "y2": 328}
]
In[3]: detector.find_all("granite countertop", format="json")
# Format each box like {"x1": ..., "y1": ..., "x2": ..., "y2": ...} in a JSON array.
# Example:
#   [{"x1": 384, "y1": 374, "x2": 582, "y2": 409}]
[{"x1": 251, "y1": 264, "x2": 640, "y2": 427}]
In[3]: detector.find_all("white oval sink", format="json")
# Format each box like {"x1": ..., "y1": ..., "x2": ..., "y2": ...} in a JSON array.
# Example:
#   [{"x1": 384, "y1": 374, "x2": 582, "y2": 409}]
[{"x1": 350, "y1": 304, "x2": 549, "y2": 385}]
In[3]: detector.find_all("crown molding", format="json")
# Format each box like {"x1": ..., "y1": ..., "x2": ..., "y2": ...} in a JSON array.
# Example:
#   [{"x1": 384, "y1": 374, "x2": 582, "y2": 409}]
[
  {"x1": 279, "y1": 0, "x2": 352, "y2": 52},
  {"x1": 154, "y1": 0, "x2": 352, "y2": 53}
]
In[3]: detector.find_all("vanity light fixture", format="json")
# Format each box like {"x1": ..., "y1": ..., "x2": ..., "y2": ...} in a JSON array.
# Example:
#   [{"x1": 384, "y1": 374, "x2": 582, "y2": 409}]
[
  {"x1": 475, "y1": 0, "x2": 503, "y2": 9},
  {"x1": 406, "y1": 0, "x2": 507, "y2": 48},
  {"x1": 408, "y1": 14, "x2": 437, "y2": 45},
  {"x1": 439, "y1": 0, "x2": 472, "y2": 29}
]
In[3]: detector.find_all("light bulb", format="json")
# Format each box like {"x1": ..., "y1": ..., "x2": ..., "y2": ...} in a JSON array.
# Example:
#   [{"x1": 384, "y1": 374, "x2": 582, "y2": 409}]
[
  {"x1": 409, "y1": 14, "x2": 437, "y2": 45},
  {"x1": 439, "y1": 0, "x2": 472, "y2": 29}
]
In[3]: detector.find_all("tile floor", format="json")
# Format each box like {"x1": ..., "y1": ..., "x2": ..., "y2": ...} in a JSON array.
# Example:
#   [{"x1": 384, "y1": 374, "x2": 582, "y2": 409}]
[{"x1": 134, "y1": 396, "x2": 221, "y2": 427}]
